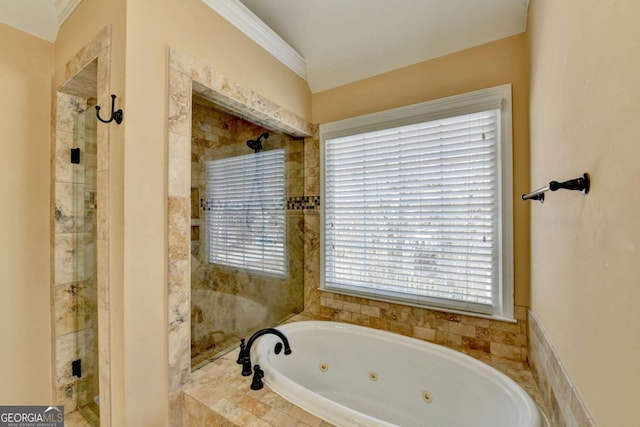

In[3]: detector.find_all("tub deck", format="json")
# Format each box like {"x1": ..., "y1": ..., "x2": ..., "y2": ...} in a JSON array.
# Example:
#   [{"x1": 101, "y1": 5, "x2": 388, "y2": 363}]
[{"x1": 182, "y1": 314, "x2": 550, "y2": 427}]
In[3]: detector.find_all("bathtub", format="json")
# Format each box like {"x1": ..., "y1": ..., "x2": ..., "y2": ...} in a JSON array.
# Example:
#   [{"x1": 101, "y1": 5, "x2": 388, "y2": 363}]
[{"x1": 255, "y1": 321, "x2": 547, "y2": 427}]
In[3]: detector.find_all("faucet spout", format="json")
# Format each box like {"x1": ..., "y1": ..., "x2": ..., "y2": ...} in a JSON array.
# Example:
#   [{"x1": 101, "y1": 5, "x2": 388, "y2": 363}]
[{"x1": 239, "y1": 328, "x2": 292, "y2": 377}]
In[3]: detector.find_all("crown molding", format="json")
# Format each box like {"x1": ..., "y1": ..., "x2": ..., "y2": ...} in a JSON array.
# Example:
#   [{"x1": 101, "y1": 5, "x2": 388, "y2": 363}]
[
  {"x1": 201, "y1": 0, "x2": 307, "y2": 81},
  {"x1": 55, "y1": 0, "x2": 82, "y2": 25}
]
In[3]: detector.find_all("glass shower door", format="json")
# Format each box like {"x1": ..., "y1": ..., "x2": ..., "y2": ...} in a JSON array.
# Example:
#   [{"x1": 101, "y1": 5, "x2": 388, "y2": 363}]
[{"x1": 74, "y1": 107, "x2": 100, "y2": 426}]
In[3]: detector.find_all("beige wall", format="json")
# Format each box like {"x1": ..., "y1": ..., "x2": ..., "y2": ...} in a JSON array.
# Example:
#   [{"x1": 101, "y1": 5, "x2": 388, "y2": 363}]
[
  {"x1": 122, "y1": 1, "x2": 311, "y2": 425},
  {"x1": 0, "y1": 24, "x2": 53, "y2": 404},
  {"x1": 313, "y1": 34, "x2": 531, "y2": 307},
  {"x1": 528, "y1": 0, "x2": 640, "y2": 425}
]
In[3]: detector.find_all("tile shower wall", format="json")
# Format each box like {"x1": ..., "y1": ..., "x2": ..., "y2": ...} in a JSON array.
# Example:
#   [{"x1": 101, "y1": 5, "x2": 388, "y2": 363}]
[
  {"x1": 301, "y1": 130, "x2": 529, "y2": 363},
  {"x1": 167, "y1": 48, "x2": 314, "y2": 424},
  {"x1": 53, "y1": 92, "x2": 99, "y2": 411},
  {"x1": 190, "y1": 100, "x2": 304, "y2": 367}
]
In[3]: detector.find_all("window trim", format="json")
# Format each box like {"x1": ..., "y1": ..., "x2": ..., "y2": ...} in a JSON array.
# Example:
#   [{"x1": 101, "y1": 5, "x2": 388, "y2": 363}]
[{"x1": 319, "y1": 84, "x2": 514, "y2": 321}]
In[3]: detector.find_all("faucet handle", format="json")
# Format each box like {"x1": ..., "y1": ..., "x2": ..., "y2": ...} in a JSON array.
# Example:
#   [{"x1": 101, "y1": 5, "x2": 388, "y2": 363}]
[
  {"x1": 236, "y1": 338, "x2": 245, "y2": 365},
  {"x1": 250, "y1": 364, "x2": 264, "y2": 390}
]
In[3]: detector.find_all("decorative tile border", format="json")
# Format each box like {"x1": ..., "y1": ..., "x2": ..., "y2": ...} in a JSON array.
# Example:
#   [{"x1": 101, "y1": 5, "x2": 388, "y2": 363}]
[
  {"x1": 528, "y1": 310, "x2": 596, "y2": 427},
  {"x1": 286, "y1": 195, "x2": 320, "y2": 211},
  {"x1": 201, "y1": 196, "x2": 310, "y2": 211},
  {"x1": 167, "y1": 47, "x2": 313, "y2": 426},
  {"x1": 52, "y1": 25, "x2": 113, "y2": 426}
]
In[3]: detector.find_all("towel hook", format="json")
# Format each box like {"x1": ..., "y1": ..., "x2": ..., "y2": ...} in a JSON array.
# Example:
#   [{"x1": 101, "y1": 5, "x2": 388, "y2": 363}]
[{"x1": 95, "y1": 94, "x2": 123, "y2": 125}]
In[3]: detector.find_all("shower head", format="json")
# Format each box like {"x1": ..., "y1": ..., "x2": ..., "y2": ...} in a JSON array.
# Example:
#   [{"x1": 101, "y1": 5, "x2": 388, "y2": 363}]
[{"x1": 247, "y1": 132, "x2": 269, "y2": 153}]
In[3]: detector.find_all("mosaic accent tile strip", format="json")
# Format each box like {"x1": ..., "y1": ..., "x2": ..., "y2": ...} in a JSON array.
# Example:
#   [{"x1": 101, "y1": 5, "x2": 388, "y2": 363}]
[
  {"x1": 529, "y1": 310, "x2": 596, "y2": 427},
  {"x1": 200, "y1": 198, "x2": 287, "y2": 211},
  {"x1": 286, "y1": 195, "x2": 320, "y2": 211}
]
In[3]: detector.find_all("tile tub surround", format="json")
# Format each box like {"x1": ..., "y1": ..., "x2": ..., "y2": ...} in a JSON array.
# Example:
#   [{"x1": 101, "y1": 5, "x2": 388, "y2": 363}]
[
  {"x1": 315, "y1": 293, "x2": 530, "y2": 363},
  {"x1": 181, "y1": 315, "x2": 548, "y2": 426},
  {"x1": 528, "y1": 311, "x2": 596, "y2": 427}
]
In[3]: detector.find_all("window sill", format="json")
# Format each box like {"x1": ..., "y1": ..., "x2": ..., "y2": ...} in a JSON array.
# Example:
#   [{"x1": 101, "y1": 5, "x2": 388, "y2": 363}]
[{"x1": 318, "y1": 287, "x2": 516, "y2": 324}]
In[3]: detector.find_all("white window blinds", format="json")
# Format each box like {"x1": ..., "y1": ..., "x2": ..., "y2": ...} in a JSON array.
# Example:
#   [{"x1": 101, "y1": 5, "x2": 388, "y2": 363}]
[
  {"x1": 205, "y1": 149, "x2": 285, "y2": 276},
  {"x1": 324, "y1": 110, "x2": 501, "y2": 314}
]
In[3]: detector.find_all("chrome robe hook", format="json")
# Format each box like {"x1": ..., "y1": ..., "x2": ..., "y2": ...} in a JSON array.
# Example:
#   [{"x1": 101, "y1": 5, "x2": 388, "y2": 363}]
[{"x1": 95, "y1": 94, "x2": 123, "y2": 124}]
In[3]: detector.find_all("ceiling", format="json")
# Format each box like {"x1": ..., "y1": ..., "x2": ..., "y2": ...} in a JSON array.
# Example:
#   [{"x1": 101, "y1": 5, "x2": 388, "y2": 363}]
[
  {"x1": 0, "y1": 0, "x2": 81, "y2": 42},
  {"x1": 238, "y1": 0, "x2": 530, "y2": 92},
  {"x1": 0, "y1": 0, "x2": 529, "y2": 92}
]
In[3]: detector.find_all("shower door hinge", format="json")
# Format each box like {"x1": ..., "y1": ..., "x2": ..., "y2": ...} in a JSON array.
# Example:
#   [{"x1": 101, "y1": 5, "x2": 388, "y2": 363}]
[
  {"x1": 72, "y1": 359, "x2": 82, "y2": 378},
  {"x1": 70, "y1": 148, "x2": 80, "y2": 164}
]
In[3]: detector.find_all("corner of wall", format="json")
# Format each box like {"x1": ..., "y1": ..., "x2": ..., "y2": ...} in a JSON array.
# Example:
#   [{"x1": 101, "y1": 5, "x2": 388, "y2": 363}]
[{"x1": 528, "y1": 310, "x2": 595, "y2": 426}]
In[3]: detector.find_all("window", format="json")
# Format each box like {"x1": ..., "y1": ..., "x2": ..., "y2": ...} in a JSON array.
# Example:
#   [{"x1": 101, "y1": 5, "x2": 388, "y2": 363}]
[
  {"x1": 321, "y1": 85, "x2": 513, "y2": 319},
  {"x1": 204, "y1": 149, "x2": 286, "y2": 276}
]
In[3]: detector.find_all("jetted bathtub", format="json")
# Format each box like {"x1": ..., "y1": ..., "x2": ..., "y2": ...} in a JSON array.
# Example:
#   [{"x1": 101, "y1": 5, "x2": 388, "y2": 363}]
[{"x1": 255, "y1": 321, "x2": 547, "y2": 427}]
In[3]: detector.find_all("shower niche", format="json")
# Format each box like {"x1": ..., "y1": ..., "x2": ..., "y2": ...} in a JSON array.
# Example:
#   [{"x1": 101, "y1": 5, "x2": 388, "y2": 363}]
[{"x1": 189, "y1": 96, "x2": 305, "y2": 369}]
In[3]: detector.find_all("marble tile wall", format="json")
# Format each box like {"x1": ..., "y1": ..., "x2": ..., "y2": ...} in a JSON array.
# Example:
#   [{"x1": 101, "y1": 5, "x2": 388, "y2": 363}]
[
  {"x1": 168, "y1": 47, "x2": 313, "y2": 426},
  {"x1": 529, "y1": 311, "x2": 595, "y2": 427},
  {"x1": 189, "y1": 101, "x2": 305, "y2": 368}
]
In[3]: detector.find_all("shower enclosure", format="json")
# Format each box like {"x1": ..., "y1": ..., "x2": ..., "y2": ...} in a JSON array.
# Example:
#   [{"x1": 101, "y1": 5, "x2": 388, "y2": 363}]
[
  {"x1": 53, "y1": 58, "x2": 102, "y2": 426},
  {"x1": 51, "y1": 29, "x2": 113, "y2": 426},
  {"x1": 73, "y1": 106, "x2": 100, "y2": 425},
  {"x1": 189, "y1": 98, "x2": 305, "y2": 369}
]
